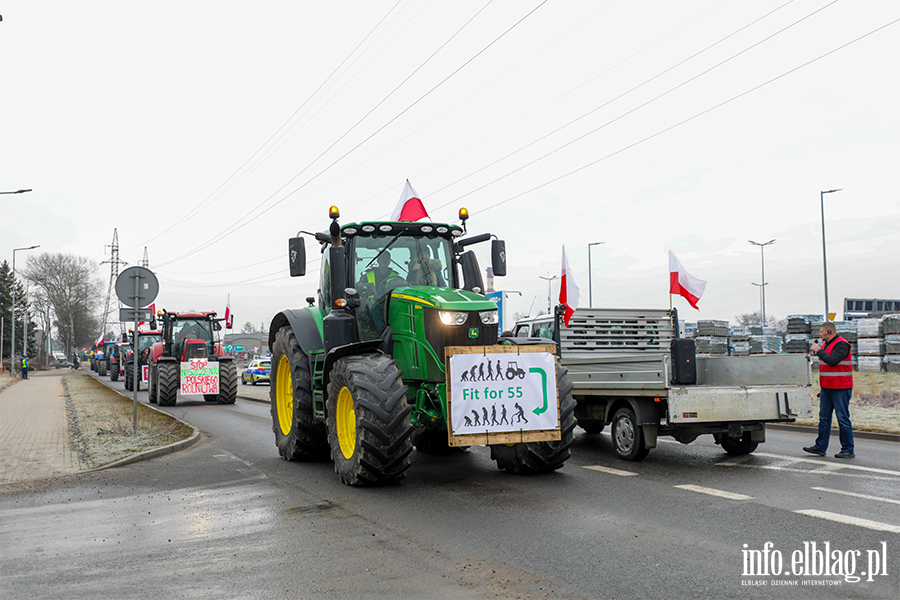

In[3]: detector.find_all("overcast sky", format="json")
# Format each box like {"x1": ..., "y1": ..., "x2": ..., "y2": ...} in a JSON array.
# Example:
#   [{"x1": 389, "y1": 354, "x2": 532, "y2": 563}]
[{"x1": 2, "y1": 0, "x2": 898, "y2": 334}]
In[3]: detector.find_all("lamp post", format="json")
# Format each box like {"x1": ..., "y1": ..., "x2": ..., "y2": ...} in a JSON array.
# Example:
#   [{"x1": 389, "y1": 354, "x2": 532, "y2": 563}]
[
  {"x1": 820, "y1": 188, "x2": 842, "y2": 320},
  {"x1": 538, "y1": 274, "x2": 558, "y2": 314},
  {"x1": 588, "y1": 241, "x2": 604, "y2": 308},
  {"x1": 11, "y1": 245, "x2": 40, "y2": 375},
  {"x1": 749, "y1": 239, "x2": 775, "y2": 327}
]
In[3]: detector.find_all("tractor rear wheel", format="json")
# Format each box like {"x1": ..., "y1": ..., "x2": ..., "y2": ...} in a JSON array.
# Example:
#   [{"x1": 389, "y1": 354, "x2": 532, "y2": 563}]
[
  {"x1": 216, "y1": 361, "x2": 238, "y2": 404},
  {"x1": 124, "y1": 366, "x2": 133, "y2": 391},
  {"x1": 110, "y1": 364, "x2": 118, "y2": 382},
  {"x1": 270, "y1": 326, "x2": 328, "y2": 460},
  {"x1": 490, "y1": 365, "x2": 577, "y2": 474},
  {"x1": 327, "y1": 354, "x2": 413, "y2": 486},
  {"x1": 157, "y1": 361, "x2": 179, "y2": 406},
  {"x1": 98, "y1": 360, "x2": 107, "y2": 376}
]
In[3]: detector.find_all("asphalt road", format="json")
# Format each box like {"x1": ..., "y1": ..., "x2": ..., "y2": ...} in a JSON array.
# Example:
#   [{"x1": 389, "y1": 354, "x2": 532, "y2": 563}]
[{"x1": 2, "y1": 371, "x2": 898, "y2": 599}]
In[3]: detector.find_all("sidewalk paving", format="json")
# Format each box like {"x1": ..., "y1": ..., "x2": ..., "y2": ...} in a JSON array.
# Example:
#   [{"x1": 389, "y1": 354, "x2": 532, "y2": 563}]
[{"x1": 0, "y1": 370, "x2": 88, "y2": 485}]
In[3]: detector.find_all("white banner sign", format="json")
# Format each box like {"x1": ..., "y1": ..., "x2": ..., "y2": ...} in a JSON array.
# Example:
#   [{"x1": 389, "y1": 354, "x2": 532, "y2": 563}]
[
  {"x1": 180, "y1": 359, "x2": 219, "y2": 396},
  {"x1": 448, "y1": 350, "x2": 558, "y2": 436},
  {"x1": 142, "y1": 365, "x2": 149, "y2": 384}
]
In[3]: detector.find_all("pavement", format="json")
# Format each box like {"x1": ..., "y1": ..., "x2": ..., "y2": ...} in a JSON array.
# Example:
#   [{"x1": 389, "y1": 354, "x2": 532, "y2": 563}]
[{"x1": 0, "y1": 369, "x2": 87, "y2": 485}]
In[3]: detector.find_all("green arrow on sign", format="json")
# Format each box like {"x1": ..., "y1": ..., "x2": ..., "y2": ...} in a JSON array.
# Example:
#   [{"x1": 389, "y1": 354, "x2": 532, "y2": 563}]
[{"x1": 529, "y1": 367, "x2": 549, "y2": 415}]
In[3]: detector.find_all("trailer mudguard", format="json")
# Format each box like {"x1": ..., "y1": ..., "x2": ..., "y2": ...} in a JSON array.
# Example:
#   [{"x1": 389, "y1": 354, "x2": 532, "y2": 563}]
[{"x1": 269, "y1": 308, "x2": 324, "y2": 356}]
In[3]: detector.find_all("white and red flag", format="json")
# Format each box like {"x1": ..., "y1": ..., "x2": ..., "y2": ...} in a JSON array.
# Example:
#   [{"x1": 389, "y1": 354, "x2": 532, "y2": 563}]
[
  {"x1": 668, "y1": 250, "x2": 706, "y2": 310},
  {"x1": 95, "y1": 333, "x2": 104, "y2": 347},
  {"x1": 391, "y1": 180, "x2": 429, "y2": 222},
  {"x1": 225, "y1": 294, "x2": 233, "y2": 329},
  {"x1": 559, "y1": 245, "x2": 581, "y2": 327}
]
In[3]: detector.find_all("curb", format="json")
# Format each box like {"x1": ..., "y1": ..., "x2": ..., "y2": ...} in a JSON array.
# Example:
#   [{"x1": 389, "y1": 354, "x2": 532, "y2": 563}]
[
  {"x1": 83, "y1": 386, "x2": 203, "y2": 472},
  {"x1": 768, "y1": 423, "x2": 899, "y2": 443}
]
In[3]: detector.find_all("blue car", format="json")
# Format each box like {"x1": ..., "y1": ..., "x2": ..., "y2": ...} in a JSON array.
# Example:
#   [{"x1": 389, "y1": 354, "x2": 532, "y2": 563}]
[{"x1": 241, "y1": 359, "x2": 271, "y2": 385}]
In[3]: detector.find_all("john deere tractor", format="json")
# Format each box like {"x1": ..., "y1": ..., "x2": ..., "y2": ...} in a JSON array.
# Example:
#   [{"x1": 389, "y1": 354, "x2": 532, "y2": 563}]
[
  {"x1": 148, "y1": 310, "x2": 237, "y2": 406},
  {"x1": 269, "y1": 206, "x2": 576, "y2": 486}
]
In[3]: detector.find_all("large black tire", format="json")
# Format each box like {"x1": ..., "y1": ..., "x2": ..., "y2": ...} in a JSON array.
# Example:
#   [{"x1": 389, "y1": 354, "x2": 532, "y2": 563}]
[
  {"x1": 270, "y1": 326, "x2": 328, "y2": 461},
  {"x1": 148, "y1": 364, "x2": 158, "y2": 404},
  {"x1": 109, "y1": 363, "x2": 119, "y2": 382},
  {"x1": 578, "y1": 420, "x2": 605, "y2": 435},
  {"x1": 97, "y1": 360, "x2": 107, "y2": 377},
  {"x1": 216, "y1": 361, "x2": 238, "y2": 404},
  {"x1": 327, "y1": 354, "x2": 413, "y2": 486},
  {"x1": 611, "y1": 407, "x2": 650, "y2": 461},
  {"x1": 124, "y1": 365, "x2": 133, "y2": 391},
  {"x1": 157, "y1": 361, "x2": 179, "y2": 406},
  {"x1": 490, "y1": 364, "x2": 577, "y2": 474},
  {"x1": 719, "y1": 433, "x2": 759, "y2": 455}
]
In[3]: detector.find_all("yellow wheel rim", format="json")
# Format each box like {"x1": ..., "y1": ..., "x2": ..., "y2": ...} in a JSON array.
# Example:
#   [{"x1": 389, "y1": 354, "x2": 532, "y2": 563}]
[
  {"x1": 336, "y1": 386, "x2": 357, "y2": 459},
  {"x1": 276, "y1": 355, "x2": 293, "y2": 436}
]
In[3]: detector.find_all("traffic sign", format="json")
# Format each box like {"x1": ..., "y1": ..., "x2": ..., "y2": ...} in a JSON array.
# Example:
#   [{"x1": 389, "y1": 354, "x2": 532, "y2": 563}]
[
  {"x1": 115, "y1": 266, "x2": 159, "y2": 308},
  {"x1": 120, "y1": 308, "x2": 154, "y2": 322}
]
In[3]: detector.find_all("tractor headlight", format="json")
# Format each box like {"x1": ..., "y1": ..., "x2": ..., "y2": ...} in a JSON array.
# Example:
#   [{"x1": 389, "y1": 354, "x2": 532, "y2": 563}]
[
  {"x1": 479, "y1": 310, "x2": 499, "y2": 325},
  {"x1": 439, "y1": 311, "x2": 469, "y2": 326}
]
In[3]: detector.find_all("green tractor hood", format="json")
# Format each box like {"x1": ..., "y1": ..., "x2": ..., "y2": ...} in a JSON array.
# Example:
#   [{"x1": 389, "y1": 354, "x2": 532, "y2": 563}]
[{"x1": 390, "y1": 286, "x2": 498, "y2": 312}]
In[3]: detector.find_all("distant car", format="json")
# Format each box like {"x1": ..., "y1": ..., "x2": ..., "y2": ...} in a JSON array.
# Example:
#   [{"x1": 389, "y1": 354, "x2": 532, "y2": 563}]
[
  {"x1": 241, "y1": 359, "x2": 271, "y2": 385},
  {"x1": 50, "y1": 359, "x2": 73, "y2": 369}
]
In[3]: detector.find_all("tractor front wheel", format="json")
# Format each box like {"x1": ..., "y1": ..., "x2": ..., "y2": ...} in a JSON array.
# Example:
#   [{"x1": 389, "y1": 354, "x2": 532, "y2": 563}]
[
  {"x1": 270, "y1": 326, "x2": 328, "y2": 461},
  {"x1": 327, "y1": 354, "x2": 413, "y2": 486},
  {"x1": 124, "y1": 365, "x2": 133, "y2": 391},
  {"x1": 157, "y1": 361, "x2": 179, "y2": 406},
  {"x1": 148, "y1": 365, "x2": 158, "y2": 404},
  {"x1": 216, "y1": 361, "x2": 238, "y2": 404},
  {"x1": 490, "y1": 365, "x2": 577, "y2": 474}
]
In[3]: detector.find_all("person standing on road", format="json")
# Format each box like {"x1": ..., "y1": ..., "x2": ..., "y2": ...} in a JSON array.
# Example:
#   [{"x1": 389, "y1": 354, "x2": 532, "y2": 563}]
[
  {"x1": 804, "y1": 322, "x2": 855, "y2": 459},
  {"x1": 21, "y1": 356, "x2": 29, "y2": 380}
]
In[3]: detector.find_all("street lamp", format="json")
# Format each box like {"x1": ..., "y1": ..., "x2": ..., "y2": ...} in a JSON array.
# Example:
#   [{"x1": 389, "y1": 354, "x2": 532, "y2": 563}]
[
  {"x1": 11, "y1": 245, "x2": 40, "y2": 375},
  {"x1": 538, "y1": 274, "x2": 558, "y2": 314},
  {"x1": 588, "y1": 241, "x2": 604, "y2": 308},
  {"x1": 820, "y1": 188, "x2": 842, "y2": 320},
  {"x1": 749, "y1": 239, "x2": 775, "y2": 327}
]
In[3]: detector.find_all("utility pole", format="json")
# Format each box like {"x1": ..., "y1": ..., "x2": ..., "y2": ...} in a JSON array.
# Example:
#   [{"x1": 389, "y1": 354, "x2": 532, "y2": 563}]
[
  {"x1": 538, "y1": 273, "x2": 558, "y2": 315},
  {"x1": 100, "y1": 229, "x2": 128, "y2": 342}
]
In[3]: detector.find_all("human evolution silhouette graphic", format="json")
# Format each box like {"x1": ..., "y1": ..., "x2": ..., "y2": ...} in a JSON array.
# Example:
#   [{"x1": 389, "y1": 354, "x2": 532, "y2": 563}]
[{"x1": 458, "y1": 358, "x2": 526, "y2": 382}]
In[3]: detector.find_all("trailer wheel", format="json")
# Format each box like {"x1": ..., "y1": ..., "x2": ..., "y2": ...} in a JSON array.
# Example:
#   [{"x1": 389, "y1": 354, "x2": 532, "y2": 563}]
[
  {"x1": 327, "y1": 354, "x2": 413, "y2": 486},
  {"x1": 157, "y1": 361, "x2": 179, "y2": 406},
  {"x1": 490, "y1": 365, "x2": 577, "y2": 474},
  {"x1": 148, "y1": 365, "x2": 158, "y2": 404},
  {"x1": 719, "y1": 433, "x2": 759, "y2": 455},
  {"x1": 270, "y1": 326, "x2": 328, "y2": 461},
  {"x1": 216, "y1": 361, "x2": 238, "y2": 404},
  {"x1": 612, "y1": 407, "x2": 650, "y2": 461}
]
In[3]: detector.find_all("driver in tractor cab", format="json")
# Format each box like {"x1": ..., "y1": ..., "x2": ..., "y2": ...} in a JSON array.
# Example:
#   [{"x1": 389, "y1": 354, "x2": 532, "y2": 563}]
[
  {"x1": 409, "y1": 247, "x2": 444, "y2": 287},
  {"x1": 357, "y1": 251, "x2": 404, "y2": 334}
]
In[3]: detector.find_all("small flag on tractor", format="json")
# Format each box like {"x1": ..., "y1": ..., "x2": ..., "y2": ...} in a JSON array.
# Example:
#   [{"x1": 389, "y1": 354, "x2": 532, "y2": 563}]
[
  {"x1": 560, "y1": 245, "x2": 580, "y2": 327},
  {"x1": 225, "y1": 294, "x2": 233, "y2": 329},
  {"x1": 391, "y1": 180, "x2": 429, "y2": 222}
]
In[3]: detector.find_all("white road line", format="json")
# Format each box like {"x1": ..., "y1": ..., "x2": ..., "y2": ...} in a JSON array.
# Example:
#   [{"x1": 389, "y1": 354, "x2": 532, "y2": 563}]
[
  {"x1": 717, "y1": 462, "x2": 900, "y2": 482},
  {"x1": 750, "y1": 452, "x2": 900, "y2": 476},
  {"x1": 811, "y1": 487, "x2": 900, "y2": 505},
  {"x1": 794, "y1": 509, "x2": 900, "y2": 533},
  {"x1": 675, "y1": 484, "x2": 753, "y2": 500},
  {"x1": 583, "y1": 465, "x2": 638, "y2": 477}
]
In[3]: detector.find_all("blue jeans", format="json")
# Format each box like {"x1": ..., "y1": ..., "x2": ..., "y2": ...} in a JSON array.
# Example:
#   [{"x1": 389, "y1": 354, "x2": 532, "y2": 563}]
[{"x1": 815, "y1": 387, "x2": 854, "y2": 453}]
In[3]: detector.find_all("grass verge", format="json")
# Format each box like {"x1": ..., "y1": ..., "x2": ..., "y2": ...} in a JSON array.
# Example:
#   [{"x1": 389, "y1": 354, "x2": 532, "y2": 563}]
[{"x1": 62, "y1": 374, "x2": 194, "y2": 468}]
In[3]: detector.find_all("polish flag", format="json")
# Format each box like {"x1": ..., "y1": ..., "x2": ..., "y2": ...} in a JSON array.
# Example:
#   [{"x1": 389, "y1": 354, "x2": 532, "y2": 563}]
[
  {"x1": 225, "y1": 294, "x2": 233, "y2": 329},
  {"x1": 668, "y1": 250, "x2": 706, "y2": 310},
  {"x1": 95, "y1": 333, "x2": 104, "y2": 347},
  {"x1": 139, "y1": 303, "x2": 155, "y2": 327},
  {"x1": 390, "y1": 180, "x2": 429, "y2": 222},
  {"x1": 559, "y1": 245, "x2": 580, "y2": 327}
]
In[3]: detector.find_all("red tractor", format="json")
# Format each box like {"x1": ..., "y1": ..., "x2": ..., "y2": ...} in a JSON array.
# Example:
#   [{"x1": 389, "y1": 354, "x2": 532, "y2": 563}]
[
  {"x1": 147, "y1": 310, "x2": 237, "y2": 406},
  {"x1": 124, "y1": 329, "x2": 162, "y2": 392}
]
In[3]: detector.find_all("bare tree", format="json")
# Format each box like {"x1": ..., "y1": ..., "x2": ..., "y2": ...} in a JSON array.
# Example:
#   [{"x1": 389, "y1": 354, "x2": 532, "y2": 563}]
[
  {"x1": 241, "y1": 321, "x2": 255, "y2": 334},
  {"x1": 21, "y1": 253, "x2": 103, "y2": 355}
]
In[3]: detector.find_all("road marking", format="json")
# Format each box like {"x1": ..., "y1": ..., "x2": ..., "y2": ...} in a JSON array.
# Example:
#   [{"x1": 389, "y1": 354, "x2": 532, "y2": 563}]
[
  {"x1": 716, "y1": 453, "x2": 900, "y2": 481},
  {"x1": 811, "y1": 486, "x2": 900, "y2": 505},
  {"x1": 675, "y1": 484, "x2": 753, "y2": 500},
  {"x1": 794, "y1": 509, "x2": 900, "y2": 533},
  {"x1": 751, "y1": 452, "x2": 900, "y2": 476},
  {"x1": 583, "y1": 465, "x2": 638, "y2": 477}
]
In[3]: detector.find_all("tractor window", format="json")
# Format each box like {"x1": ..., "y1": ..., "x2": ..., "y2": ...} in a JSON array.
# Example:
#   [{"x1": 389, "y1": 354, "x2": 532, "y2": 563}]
[{"x1": 351, "y1": 234, "x2": 453, "y2": 341}]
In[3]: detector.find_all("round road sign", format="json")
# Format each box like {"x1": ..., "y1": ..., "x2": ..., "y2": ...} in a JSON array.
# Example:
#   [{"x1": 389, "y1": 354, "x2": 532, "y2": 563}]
[{"x1": 115, "y1": 266, "x2": 159, "y2": 308}]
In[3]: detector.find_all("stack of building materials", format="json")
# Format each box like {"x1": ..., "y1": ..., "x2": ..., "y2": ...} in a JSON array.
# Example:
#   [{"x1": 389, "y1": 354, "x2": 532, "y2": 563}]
[
  {"x1": 856, "y1": 318, "x2": 884, "y2": 372},
  {"x1": 784, "y1": 334, "x2": 810, "y2": 354},
  {"x1": 787, "y1": 315, "x2": 819, "y2": 334},
  {"x1": 696, "y1": 320, "x2": 729, "y2": 356},
  {"x1": 834, "y1": 321, "x2": 858, "y2": 368},
  {"x1": 730, "y1": 326, "x2": 751, "y2": 356},
  {"x1": 681, "y1": 322, "x2": 697, "y2": 338},
  {"x1": 750, "y1": 335, "x2": 782, "y2": 354},
  {"x1": 883, "y1": 315, "x2": 900, "y2": 372}
]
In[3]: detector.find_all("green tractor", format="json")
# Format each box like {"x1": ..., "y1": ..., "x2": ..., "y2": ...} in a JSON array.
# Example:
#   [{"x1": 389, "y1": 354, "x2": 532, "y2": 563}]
[{"x1": 268, "y1": 206, "x2": 576, "y2": 486}]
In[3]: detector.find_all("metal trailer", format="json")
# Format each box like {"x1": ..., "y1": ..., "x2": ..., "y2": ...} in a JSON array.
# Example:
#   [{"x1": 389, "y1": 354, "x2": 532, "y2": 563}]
[{"x1": 512, "y1": 308, "x2": 813, "y2": 460}]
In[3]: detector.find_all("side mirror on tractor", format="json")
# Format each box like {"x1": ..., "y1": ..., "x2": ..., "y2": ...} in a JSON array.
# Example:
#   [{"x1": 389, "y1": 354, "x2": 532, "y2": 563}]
[
  {"x1": 289, "y1": 237, "x2": 306, "y2": 277},
  {"x1": 491, "y1": 239, "x2": 507, "y2": 277}
]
